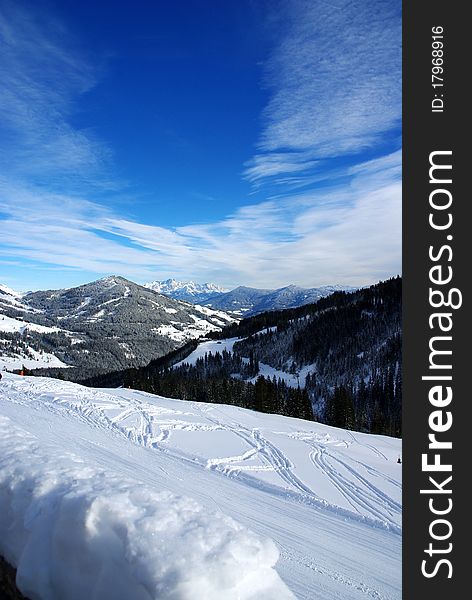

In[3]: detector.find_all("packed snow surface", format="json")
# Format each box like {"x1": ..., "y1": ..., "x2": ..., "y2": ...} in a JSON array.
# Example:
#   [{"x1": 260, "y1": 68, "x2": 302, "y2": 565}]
[{"x1": 0, "y1": 374, "x2": 401, "y2": 599}]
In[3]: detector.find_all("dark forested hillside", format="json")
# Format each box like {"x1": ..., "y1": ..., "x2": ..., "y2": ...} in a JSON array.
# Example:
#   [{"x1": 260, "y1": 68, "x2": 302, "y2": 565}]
[
  {"x1": 234, "y1": 277, "x2": 402, "y2": 435},
  {"x1": 84, "y1": 278, "x2": 401, "y2": 436},
  {"x1": 1, "y1": 276, "x2": 235, "y2": 378}
]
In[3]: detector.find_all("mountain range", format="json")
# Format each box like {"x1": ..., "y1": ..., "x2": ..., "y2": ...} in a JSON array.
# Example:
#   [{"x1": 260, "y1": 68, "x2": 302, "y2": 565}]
[
  {"x1": 0, "y1": 275, "x2": 360, "y2": 383},
  {"x1": 144, "y1": 279, "x2": 356, "y2": 316},
  {"x1": 144, "y1": 279, "x2": 228, "y2": 303},
  {"x1": 87, "y1": 277, "x2": 402, "y2": 436},
  {"x1": 0, "y1": 276, "x2": 235, "y2": 376}
]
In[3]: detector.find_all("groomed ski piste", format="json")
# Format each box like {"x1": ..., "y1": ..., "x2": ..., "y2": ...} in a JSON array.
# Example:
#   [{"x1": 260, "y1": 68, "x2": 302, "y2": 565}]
[{"x1": 0, "y1": 373, "x2": 401, "y2": 600}]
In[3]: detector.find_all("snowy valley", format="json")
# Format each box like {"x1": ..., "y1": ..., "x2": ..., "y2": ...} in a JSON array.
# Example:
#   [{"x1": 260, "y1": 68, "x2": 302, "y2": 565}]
[
  {"x1": 93, "y1": 278, "x2": 401, "y2": 437},
  {"x1": 0, "y1": 278, "x2": 402, "y2": 599}
]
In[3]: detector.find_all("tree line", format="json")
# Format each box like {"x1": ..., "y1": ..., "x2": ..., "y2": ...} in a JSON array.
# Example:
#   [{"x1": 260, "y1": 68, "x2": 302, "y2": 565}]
[
  {"x1": 82, "y1": 277, "x2": 401, "y2": 436},
  {"x1": 122, "y1": 349, "x2": 314, "y2": 421}
]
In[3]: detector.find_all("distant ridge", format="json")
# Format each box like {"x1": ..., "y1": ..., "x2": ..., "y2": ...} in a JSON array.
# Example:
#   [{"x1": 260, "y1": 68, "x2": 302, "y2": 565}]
[
  {"x1": 144, "y1": 279, "x2": 356, "y2": 316},
  {"x1": 145, "y1": 279, "x2": 227, "y2": 303}
]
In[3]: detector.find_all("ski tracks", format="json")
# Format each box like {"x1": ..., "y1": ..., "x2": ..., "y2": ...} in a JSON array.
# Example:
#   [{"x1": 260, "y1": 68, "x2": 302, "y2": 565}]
[
  {"x1": 201, "y1": 408, "x2": 320, "y2": 499},
  {"x1": 3, "y1": 378, "x2": 401, "y2": 532},
  {"x1": 200, "y1": 407, "x2": 400, "y2": 530},
  {"x1": 280, "y1": 543, "x2": 391, "y2": 600},
  {"x1": 308, "y1": 447, "x2": 400, "y2": 529}
]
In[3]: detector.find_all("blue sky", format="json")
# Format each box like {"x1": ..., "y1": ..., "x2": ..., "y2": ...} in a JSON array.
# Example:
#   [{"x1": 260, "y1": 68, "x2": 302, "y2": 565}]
[{"x1": 0, "y1": 0, "x2": 401, "y2": 292}]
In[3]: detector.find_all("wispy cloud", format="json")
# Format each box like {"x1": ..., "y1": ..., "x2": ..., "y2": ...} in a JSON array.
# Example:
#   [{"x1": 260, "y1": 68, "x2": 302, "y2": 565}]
[
  {"x1": 0, "y1": 0, "x2": 110, "y2": 188},
  {"x1": 0, "y1": 0, "x2": 401, "y2": 291},
  {"x1": 244, "y1": 0, "x2": 401, "y2": 186},
  {"x1": 0, "y1": 149, "x2": 401, "y2": 289}
]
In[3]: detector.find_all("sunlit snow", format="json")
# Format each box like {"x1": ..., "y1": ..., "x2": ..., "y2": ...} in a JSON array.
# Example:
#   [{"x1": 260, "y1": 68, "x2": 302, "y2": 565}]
[{"x1": 0, "y1": 373, "x2": 401, "y2": 600}]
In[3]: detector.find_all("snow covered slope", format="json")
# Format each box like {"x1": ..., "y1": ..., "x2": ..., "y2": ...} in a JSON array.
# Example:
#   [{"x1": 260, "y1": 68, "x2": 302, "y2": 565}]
[
  {"x1": 0, "y1": 285, "x2": 26, "y2": 311},
  {"x1": 174, "y1": 337, "x2": 316, "y2": 388},
  {"x1": 173, "y1": 337, "x2": 240, "y2": 367},
  {"x1": 0, "y1": 350, "x2": 69, "y2": 371},
  {"x1": 0, "y1": 374, "x2": 401, "y2": 600},
  {"x1": 0, "y1": 315, "x2": 70, "y2": 370},
  {"x1": 0, "y1": 314, "x2": 63, "y2": 335}
]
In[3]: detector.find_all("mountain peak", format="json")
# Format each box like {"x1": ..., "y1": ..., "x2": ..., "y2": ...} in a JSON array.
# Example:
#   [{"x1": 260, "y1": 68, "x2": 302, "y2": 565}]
[
  {"x1": 144, "y1": 279, "x2": 228, "y2": 303},
  {"x1": 98, "y1": 275, "x2": 129, "y2": 285}
]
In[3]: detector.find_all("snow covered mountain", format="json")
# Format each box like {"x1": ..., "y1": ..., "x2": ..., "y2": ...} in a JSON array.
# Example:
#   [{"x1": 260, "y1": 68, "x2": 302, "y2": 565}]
[
  {"x1": 203, "y1": 284, "x2": 357, "y2": 316},
  {"x1": 145, "y1": 279, "x2": 228, "y2": 303},
  {"x1": 0, "y1": 284, "x2": 21, "y2": 303},
  {"x1": 0, "y1": 373, "x2": 401, "y2": 600},
  {"x1": 0, "y1": 284, "x2": 32, "y2": 314},
  {"x1": 0, "y1": 283, "x2": 69, "y2": 371},
  {"x1": 143, "y1": 280, "x2": 356, "y2": 316},
  {"x1": 0, "y1": 276, "x2": 235, "y2": 374}
]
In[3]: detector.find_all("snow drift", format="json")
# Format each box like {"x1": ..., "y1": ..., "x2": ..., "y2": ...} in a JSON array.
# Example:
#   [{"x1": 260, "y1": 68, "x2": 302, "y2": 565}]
[
  {"x1": 0, "y1": 374, "x2": 401, "y2": 599},
  {"x1": 0, "y1": 413, "x2": 294, "y2": 600}
]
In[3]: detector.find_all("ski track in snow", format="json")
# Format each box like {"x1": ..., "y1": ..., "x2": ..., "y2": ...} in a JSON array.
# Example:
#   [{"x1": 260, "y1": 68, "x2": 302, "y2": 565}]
[
  {"x1": 2, "y1": 376, "x2": 401, "y2": 532},
  {"x1": 203, "y1": 411, "x2": 317, "y2": 499},
  {"x1": 0, "y1": 375, "x2": 402, "y2": 599},
  {"x1": 198, "y1": 406, "x2": 400, "y2": 532}
]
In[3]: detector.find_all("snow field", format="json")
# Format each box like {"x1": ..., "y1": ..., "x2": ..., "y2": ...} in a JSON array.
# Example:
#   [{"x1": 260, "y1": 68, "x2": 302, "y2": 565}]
[
  {"x1": 0, "y1": 315, "x2": 71, "y2": 370},
  {"x1": 0, "y1": 314, "x2": 62, "y2": 335},
  {"x1": 0, "y1": 374, "x2": 402, "y2": 599},
  {"x1": 173, "y1": 337, "x2": 240, "y2": 367},
  {"x1": 0, "y1": 412, "x2": 294, "y2": 600},
  {"x1": 0, "y1": 349, "x2": 70, "y2": 371}
]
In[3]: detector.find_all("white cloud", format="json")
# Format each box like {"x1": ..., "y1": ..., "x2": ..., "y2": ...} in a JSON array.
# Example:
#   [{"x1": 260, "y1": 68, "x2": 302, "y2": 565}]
[
  {"x1": 0, "y1": 150, "x2": 401, "y2": 288},
  {"x1": 0, "y1": 0, "x2": 401, "y2": 291},
  {"x1": 244, "y1": 0, "x2": 401, "y2": 185},
  {"x1": 0, "y1": 1, "x2": 110, "y2": 186}
]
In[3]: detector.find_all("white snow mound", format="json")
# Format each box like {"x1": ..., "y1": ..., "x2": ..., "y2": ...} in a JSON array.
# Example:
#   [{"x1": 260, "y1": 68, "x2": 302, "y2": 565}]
[{"x1": 0, "y1": 415, "x2": 294, "y2": 600}]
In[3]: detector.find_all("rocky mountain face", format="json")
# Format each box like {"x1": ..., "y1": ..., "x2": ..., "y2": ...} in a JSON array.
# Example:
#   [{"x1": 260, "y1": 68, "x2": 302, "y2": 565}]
[
  {"x1": 0, "y1": 276, "x2": 235, "y2": 377},
  {"x1": 144, "y1": 279, "x2": 227, "y2": 303},
  {"x1": 143, "y1": 279, "x2": 357, "y2": 316}
]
